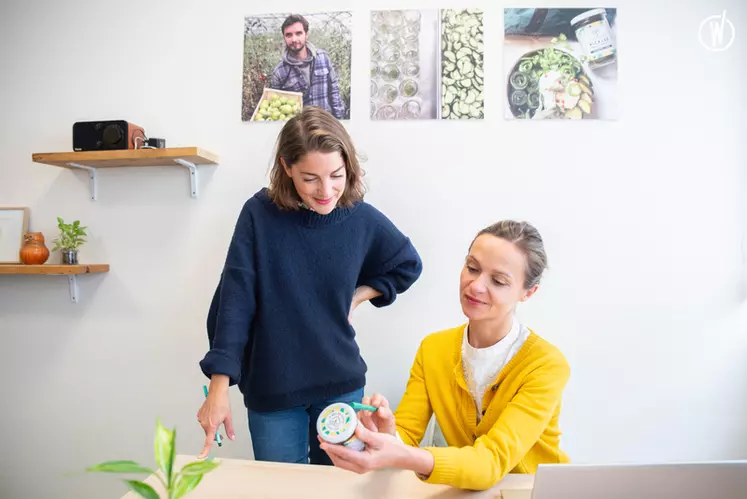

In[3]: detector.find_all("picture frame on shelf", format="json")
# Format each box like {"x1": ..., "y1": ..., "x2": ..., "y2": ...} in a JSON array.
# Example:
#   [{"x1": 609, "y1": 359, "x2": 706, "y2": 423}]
[{"x1": 0, "y1": 207, "x2": 29, "y2": 264}]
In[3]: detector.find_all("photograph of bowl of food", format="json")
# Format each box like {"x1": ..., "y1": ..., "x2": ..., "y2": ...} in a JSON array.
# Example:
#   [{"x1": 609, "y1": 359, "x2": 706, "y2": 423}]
[
  {"x1": 507, "y1": 45, "x2": 594, "y2": 119},
  {"x1": 503, "y1": 7, "x2": 618, "y2": 121}
]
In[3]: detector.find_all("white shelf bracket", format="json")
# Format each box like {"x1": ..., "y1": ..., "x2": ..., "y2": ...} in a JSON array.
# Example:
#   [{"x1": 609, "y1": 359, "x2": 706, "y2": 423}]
[
  {"x1": 67, "y1": 162, "x2": 98, "y2": 201},
  {"x1": 68, "y1": 275, "x2": 79, "y2": 303},
  {"x1": 174, "y1": 159, "x2": 198, "y2": 198}
]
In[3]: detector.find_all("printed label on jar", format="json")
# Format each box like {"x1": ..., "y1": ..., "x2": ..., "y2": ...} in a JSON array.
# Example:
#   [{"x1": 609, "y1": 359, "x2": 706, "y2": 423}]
[
  {"x1": 576, "y1": 20, "x2": 616, "y2": 60},
  {"x1": 317, "y1": 402, "x2": 360, "y2": 446}
]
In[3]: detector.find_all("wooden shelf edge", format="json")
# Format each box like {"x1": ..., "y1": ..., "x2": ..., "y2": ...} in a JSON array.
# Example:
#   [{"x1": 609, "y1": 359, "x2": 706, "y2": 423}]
[
  {"x1": 31, "y1": 147, "x2": 219, "y2": 168},
  {"x1": 0, "y1": 264, "x2": 110, "y2": 275}
]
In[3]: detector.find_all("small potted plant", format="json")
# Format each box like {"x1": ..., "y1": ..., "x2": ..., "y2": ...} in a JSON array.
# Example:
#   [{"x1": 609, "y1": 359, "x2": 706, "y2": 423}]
[
  {"x1": 52, "y1": 217, "x2": 87, "y2": 264},
  {"x1": 86, "y1": 419, "x2": 219, "y2": 498}
]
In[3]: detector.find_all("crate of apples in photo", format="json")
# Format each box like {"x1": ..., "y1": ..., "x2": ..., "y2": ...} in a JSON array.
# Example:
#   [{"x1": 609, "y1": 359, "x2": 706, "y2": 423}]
[{"x1": 251, "y1": 88, "x2": 303, "y2": 122}]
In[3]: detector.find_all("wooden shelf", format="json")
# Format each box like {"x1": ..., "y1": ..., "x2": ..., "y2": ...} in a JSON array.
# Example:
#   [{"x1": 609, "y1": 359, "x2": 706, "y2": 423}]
[
  {"x1": 31, "y1": 147, "x2": 218, "y2": 168},
  {"x1": 0, "y1": 264, "x2": 110, "y2": 302},
  {"x1": 31, "y1": 147, "x2": 219, "y2": 200},
  {"x1": 0, "y1": 264, "x2": 109, "y2": 275}
]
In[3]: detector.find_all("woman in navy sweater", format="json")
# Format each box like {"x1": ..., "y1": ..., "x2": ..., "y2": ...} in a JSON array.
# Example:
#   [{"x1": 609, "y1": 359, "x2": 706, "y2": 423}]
[{"x1": 197, "y1": 107, "x2": 422, "y2": 465}]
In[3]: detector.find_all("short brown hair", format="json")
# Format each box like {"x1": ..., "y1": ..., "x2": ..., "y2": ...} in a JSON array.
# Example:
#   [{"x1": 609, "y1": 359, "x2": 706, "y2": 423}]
[
  {"x1": 471, "y1": 221, "x2": 548, "y2": 289},
  {"x1": 268, "y1": 106, "x2": 366, "y2": 210},
  {"x1": 281, "y1": 14, "x2": 309, "y2": 34}
]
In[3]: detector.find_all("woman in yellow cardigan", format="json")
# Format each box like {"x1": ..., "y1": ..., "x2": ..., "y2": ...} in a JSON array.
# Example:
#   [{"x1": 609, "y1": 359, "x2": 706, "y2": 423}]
[{"x1": 320, "y1": 220, "x2": 571, "y2": 491}]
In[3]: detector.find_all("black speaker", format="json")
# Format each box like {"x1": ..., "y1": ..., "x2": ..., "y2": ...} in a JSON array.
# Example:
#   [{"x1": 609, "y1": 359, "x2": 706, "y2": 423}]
[{"x1": 72, "y1": 120, "x2": 145, "y2": 151}]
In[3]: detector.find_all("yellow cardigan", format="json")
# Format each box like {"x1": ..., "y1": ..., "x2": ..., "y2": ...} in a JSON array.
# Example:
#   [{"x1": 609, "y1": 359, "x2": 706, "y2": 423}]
[{"x1": 394, "y1": 324, "x2": 570, "y2": 490}]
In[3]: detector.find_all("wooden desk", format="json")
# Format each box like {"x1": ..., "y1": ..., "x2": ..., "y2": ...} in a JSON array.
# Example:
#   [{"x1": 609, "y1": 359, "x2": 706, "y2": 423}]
[{"x1": 122, "y1": 455, "x2": 534, "y2": 499}]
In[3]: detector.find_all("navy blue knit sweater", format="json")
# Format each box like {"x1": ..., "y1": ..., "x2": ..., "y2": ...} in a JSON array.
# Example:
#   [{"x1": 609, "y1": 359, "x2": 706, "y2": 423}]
[{"x1": 200, "y1": 188, "x2": 422, "y2": 412}]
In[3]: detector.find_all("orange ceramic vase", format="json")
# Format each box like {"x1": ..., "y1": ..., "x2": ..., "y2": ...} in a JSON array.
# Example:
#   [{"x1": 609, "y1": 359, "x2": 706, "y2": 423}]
[{"x1": 20, "y1": 232, "x2": 50, "y2": 265}]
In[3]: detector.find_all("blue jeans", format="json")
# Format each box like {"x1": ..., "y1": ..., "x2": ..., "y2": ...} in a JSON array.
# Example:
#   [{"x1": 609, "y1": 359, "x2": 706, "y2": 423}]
[{"x1": 247, "y1": 388, "x2": 364, "y2": 465}]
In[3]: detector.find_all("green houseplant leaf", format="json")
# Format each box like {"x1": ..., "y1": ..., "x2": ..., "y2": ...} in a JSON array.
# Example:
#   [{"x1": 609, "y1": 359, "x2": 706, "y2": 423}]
[
  {"x1": 123, "y1": 479, "x2": 160, "y2": 499},
  {"x1": 170, "y1": 459, "x2": 220, "y2": 498},
  {"x1": 154, "y1": 419, "x2": 176, "y2": 487},
  {"x1": 177, "y1": 460, "x2": 220, "y2": 476},
  {"x1": 171, "y1": 474, "x2": 204, "y2": 499},
  {"x1": 87, "y1": 460, "x2": 154, "y2": 474},
  {"x1": 167, "y1": 428, "x2": 177, "y2": 486}
]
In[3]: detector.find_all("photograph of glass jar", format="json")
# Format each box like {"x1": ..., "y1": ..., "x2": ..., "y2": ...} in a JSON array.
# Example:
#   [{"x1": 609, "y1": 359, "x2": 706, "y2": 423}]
[
  {"x1": 571, "y1": 9, "x2": 617, "y2": 70},
  {"x1": 369, "y1": 8, "x2": 484, "y2": 120},
  {"x1": 370, "y1": 9, "x2": 434, "y2": 120}
]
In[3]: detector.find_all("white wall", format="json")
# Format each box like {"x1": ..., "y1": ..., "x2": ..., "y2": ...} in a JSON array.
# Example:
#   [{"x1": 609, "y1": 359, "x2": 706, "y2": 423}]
[{"x1": 1, "y1": 0, "x2": 745, "y2": 497}]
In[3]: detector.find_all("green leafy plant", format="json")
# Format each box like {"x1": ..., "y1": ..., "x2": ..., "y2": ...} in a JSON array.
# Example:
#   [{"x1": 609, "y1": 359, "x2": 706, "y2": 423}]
[
  {"x1": 86, "y1": 419, "x2": 219, "y2": 499},
  {"x1": 52, "y1": 217, "x2": 88, "y2": 251}
]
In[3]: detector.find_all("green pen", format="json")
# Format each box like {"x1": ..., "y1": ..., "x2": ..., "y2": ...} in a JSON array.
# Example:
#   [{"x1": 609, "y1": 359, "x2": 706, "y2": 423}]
[
  {"x1": 202, "y1": 385, "x2": 223, "y2": 447},
  {"x1": 349, "y1": 402, "x2": 378, "y2": 412}
]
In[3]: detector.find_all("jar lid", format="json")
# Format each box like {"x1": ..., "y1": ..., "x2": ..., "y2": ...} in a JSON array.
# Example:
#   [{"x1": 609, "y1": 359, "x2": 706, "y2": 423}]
[
  {"x1": 316, "y1": 402, "x2": 358, "y2": 444},
  {"x1": 571, "y1": 8, "x2": 607, "y2": 27}
]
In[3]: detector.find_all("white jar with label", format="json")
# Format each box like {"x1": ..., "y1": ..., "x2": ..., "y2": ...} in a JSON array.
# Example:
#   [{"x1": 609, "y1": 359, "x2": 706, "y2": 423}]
[
  {"x1": 316, "y1": 402, "x2": 366, "y2": 452},
  {"x1": 571, "y1": 9, "x2": 617, "y2": 69}
]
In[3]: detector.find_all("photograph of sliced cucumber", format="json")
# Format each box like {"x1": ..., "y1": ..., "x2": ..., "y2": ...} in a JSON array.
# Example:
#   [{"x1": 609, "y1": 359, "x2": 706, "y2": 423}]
[{"x1": 440, "y1": 9, "x2": 484, "y2": 120}]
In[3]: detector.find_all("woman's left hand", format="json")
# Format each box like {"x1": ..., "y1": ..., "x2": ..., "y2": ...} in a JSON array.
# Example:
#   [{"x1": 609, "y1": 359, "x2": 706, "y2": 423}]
[
  {"x1": 320, "y1": 424, "x2": 409, "y2": 474},
  {"x1": 348, "y1": 297, "x2": 360, "y2": 324},
  {"x1": 349, "y1": 285, "x2": 381, "y2": 323}
]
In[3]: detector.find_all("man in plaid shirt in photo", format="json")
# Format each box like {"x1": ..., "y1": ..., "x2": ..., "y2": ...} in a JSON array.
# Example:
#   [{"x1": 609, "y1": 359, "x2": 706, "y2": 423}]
[{"x1": 271, "y1": 14, "x2": 346, "y2": 119}]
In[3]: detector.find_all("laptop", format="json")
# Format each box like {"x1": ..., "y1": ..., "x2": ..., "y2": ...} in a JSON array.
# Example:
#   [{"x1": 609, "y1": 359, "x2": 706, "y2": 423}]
[{"x1": 511, "y1": 461, "x2": 747, "y2": 499}]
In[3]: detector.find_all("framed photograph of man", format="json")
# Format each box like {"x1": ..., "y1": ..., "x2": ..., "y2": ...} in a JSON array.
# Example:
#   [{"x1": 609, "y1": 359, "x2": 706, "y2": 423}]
[{"x1": 242, "y1": 12, "x2": 352, "y2": 122}]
